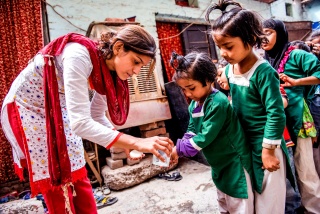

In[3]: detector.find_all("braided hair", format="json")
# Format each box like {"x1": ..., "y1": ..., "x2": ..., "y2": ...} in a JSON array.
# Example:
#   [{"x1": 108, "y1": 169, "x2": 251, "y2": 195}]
[
  {"x1": 170, "y1": 51, "x2": 217, "y2": 86},
  {"x1": 205, "y1": 0, "x2": 265, "y2": 49}
]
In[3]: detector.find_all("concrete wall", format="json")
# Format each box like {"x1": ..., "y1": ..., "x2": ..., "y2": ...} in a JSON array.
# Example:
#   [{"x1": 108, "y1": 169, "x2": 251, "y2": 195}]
[
  {"x1": 270, "y1": 0, "x2": 304, "y2": 21},
  {"x1": 46, "y1": 0, "x2": 273, "y2": 87},
  {"x1": 46, "y1": 0, "x2": 306, "y2": 86}
]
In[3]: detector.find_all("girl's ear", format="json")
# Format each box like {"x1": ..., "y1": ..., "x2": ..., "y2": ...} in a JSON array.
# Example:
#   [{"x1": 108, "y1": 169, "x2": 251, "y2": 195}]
[{"x1": 113, "y1": 41, "x2": 124, "y2": 55}]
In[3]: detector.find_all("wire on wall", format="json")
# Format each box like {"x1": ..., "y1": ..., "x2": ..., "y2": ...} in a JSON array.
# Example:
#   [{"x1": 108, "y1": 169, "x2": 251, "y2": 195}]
[{"x1": 42, "y1": 0, "x2": 87, "y2": 32}]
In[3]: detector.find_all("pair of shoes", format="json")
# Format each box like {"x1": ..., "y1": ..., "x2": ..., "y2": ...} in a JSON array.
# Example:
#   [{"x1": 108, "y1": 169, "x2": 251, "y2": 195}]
[
  {"x1": 93, "y1": 185, "x2": 111, "y2": 196},
  {"x1": 157, "y1": 172, "x2": 183, "y2": 181},
  {"x1": 96, "y1": 196, "x2": 118, "y2": 209}
]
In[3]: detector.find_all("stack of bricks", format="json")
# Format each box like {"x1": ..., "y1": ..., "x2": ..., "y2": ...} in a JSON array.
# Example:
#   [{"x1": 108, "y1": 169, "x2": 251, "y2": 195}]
[
  {"x1": 106, "y1": 147, "x2": 141, "y2": 170},
  {"x1": 105, "y1": 120, "x2": 169, "y2": 170},
  {"x1": 140, "y1": 121, "x2": 169, "y2": 138}
]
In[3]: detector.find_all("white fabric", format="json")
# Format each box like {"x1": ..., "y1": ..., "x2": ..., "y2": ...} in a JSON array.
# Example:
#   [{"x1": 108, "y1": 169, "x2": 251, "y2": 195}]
[
  {"x1": 0, "y1": 43, "x2": 120, "y2": 181},
  {"x1": 294, "y1": 137, "x2": 320, "y2": 213},
  {"x1": 227, "y1": 58, "x2": 264, "y2": 87},
  {"x1": 254, "y1": 148, "x2": 286, "y2": 214},
  {"x1": 217, "y1": 169, "x2": 254, "y2": 214},
  {"x1": 263, "y1": 137, "x2": 282, "y2": 145}
]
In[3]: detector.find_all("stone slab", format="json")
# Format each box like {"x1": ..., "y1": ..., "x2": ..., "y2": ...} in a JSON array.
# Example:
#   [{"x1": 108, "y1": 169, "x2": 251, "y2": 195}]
[
  {"x1": 98, "y1": 157, "x2": 219, "y2": 214},
  {"x1": 101, "y1": 154, "x2": 177, "y2": 190},
  {"x1": 0, "y1": 198, "x2": 44, "y2": 213}
]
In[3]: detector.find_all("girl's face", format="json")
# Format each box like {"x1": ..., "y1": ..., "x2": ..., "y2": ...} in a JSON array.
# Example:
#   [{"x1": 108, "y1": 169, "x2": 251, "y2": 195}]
[
  {"x1": 216, "y1": 67, "x2": 229, "y2": 90},
  {"x1": 213, "y1": 33, "x2": 253, "y2": 65},
  {"x1": 176, "y1": 78, "x2": 212, "y2": 103},
  {"x1": 262, "y1": 28, "x2": 277, "y2": 51},
  {"x1": 107, "y1": 42, "x2": 151, "y2": 80}
]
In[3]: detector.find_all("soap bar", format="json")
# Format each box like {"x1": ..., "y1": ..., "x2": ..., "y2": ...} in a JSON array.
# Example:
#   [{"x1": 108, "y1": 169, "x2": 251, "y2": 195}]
[{"x1": 129, "y1": 150, "x2": 143, "y2": 159}]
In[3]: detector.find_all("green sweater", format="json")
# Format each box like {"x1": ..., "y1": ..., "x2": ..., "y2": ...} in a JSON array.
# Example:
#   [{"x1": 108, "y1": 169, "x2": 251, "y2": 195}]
[
  {"x1": 188, "y1": 91, "x2": 252, "y2": 198},
  {"x1": 282, "y1": 49, "x2": 320, "y2": 141},
  {"x1": 225, "y1": 60, "x2": 293, "y2": 193}
]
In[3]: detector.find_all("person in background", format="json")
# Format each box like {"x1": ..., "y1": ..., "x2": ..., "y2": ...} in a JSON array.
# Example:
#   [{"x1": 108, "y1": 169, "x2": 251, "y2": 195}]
[
  {"x1": 306, "y1": 29, "x2": 320, "y2": 60},
  {"x1": 1, "y1": 25, "x2": 173, "y2": 214},
  {"x1": 205, "y1": 1, "x2": 294, "y2": 213},
  {"x1": 306, "y1": 30, "x2": 320, "y2": 178},
  {"x1": 169, "y1": 51, "x2": 254, "y2": 213},
  {"x1": 262, "y1": 18, "x2": 320, "y2": 213},
  {"x1": 214, "y1": 59, "x2": 229, "y2": 96}
]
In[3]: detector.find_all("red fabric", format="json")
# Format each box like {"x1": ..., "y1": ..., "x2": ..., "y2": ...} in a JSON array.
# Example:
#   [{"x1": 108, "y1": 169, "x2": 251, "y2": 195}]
[
  {"x1": 7, "y1": 102, "x2": 27, "y2": 181},
  {"x1": 106, "y1": 133, "x2": 123, "y2": 149},
  {"x1": 39, "y1": 33, "x2": 129, "y2": 186},
  {"x1": 30, "y1": 167, "x2": 87, "y2": 197},
  {"x1": 156, "y1": 22, "x2": 184, "y2": 82},
  {"x1": 43, "y1": 176, "x2": 97, "y2": 214},
  {"x1": 0, "y1": 0, "x2": 43, "y2": 183},
  {"x1": 40, "y1": 33, "x2": 129, "y2": 125}
]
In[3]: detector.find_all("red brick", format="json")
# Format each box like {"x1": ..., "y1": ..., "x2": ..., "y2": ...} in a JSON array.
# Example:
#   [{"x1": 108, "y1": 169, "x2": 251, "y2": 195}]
[
  {"x1": 106, "y1": 157, "x2": 123, "y2": 170},
  {"x1": 139, "y1": 122, "x2": 158, "y2": 131},
  {"x1": 141, "y1": 127, "x2": 167, "y2": 138},
  {"x1": 111, "y1": 152, "x2": 127, "y2": 160}
]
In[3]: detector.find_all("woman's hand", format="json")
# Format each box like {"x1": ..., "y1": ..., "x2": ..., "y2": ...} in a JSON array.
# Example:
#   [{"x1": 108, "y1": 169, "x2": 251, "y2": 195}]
[
  {"x1": 279, "y1": 73, "x2": 297, "y2": 87},
  {"x1": 261, "y1": 148, "x2": 280, "y2": 172},
  {"x1": 134, "y1": 136, "x2": 174, "y2": 162}
]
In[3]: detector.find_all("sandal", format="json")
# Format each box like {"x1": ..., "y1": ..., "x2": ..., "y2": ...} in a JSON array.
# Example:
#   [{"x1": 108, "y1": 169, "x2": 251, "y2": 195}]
[
  {"x1": 97, "y1": 196, "x2": 118, "y2": 208},
  {"x1": 166, "y1": 172, "x2": 183, "y2": 181},
  {"x1": 157, "y1": 173, "x2": 172, "y2": 180}
]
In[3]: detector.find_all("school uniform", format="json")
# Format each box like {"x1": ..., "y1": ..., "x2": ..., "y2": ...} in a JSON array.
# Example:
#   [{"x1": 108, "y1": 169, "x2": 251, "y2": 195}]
[
  {"x1": 282, "y1": 49, "x2": 320, "y2": 213},
  {"x1": 177, "y1": 90, "x2": 254, "y2": 213},
  {"x1": 225, "y1": 58, "x2": 293, "y2": 213}
]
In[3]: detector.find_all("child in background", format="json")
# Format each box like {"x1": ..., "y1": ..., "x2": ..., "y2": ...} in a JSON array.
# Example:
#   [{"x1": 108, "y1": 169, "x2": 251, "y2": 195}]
[
  {"x1": 214, "y1": 59, "x2": 229, "y2": 96},
  {"x1": 262, "y1": 19, "x2": 320, "y2": 213},
  {"x1": 169, "y1": 51, "x2": 254, "y2": 213},
  {"x1": 205, "y1": 1, "x2": 293, "y2": 213},
  {"x1": 307, "y1": 30, "x2": 320, "y2": 178}
]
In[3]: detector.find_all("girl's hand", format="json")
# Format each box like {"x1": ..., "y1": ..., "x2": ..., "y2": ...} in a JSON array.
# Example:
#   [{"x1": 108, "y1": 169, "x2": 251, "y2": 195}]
[
  {"x1": 134, "y1": 136, "x2": 174, "y2": 162},
  {"x1": 261, "y1": 148, "x2": 280, "y2": 172},
  {"x1": 170, "y1": 147, "x2": 179, "y2": 167},
  {"x1": 279, "y1": 73, "x2": 297, "y2": 87}
]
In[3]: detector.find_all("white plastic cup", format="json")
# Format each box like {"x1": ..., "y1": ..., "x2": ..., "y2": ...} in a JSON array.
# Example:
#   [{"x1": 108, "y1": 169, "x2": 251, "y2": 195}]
[{"x1": 152, "y1": 150, "x2": 170, "y2": 167}]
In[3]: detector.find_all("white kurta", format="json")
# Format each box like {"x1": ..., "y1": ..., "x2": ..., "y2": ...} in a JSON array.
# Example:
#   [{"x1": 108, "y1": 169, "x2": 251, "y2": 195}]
[{"x1": 1, "y1": 43, "x2": 120, "y2": 185}]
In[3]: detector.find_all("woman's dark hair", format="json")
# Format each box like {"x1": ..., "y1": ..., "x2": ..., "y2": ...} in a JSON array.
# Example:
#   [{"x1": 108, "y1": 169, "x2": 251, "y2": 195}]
[
  {"x1": 170, "y1": 51, "x2": 217, "y2": 86},
  {"x1": 99, "y1": 25, "x2": 157, "y2": 71},
  {"x1": 205, "y1": 0, "x2": 265, "y2": 49}
]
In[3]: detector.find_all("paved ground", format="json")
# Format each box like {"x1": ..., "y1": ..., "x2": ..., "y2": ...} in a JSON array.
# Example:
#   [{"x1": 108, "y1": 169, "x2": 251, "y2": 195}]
[{"x1": 98, "y1": 157, "x2": 220, "y2": 214}]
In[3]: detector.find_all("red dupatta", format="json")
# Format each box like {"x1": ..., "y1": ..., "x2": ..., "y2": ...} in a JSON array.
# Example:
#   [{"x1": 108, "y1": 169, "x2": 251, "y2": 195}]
[{"x1": 39, "y1": 33, "x2": 129, "y2": 186}]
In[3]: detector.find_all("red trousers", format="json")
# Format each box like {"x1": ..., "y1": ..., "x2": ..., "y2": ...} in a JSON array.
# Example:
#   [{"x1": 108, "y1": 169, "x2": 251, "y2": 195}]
[{"x1": 43, "y1": 177, "x2": 97, "y2": 214}]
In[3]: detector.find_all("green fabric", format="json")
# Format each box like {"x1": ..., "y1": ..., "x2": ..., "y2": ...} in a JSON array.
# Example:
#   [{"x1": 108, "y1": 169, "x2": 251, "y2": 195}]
[
  {"x1": 298, "y1": 99, "x2": 317, "y2": 138},
  {"x1": 187, "y1": 91, "x2": 252, "y2": 198},
  {"x1": 225, "y1": 61, "x2": 294, "y2": 193},
  {"x1": 284, "y1": 49, "x2": 320, "y2": 141}
]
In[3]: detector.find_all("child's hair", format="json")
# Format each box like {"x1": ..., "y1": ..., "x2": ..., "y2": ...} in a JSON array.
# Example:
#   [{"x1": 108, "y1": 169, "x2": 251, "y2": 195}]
[
  {"x1": 99, "y1": 25, "x2": 157, "y2": 71},
  {"x1": 290, "y1": 40, "x2": 310, "y2": 52},
  {"x1": 205, "y1": 0, "x2": 265, "y2": 49},
  {"x1": 170, "y1": 51, "x2": 217, "y2": 86}
]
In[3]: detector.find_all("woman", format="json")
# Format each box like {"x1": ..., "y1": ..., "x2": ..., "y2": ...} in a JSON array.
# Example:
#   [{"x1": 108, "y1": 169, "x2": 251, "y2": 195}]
[{"x1": 1, "y1": 25, "x2": 173, "y2": 214}]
